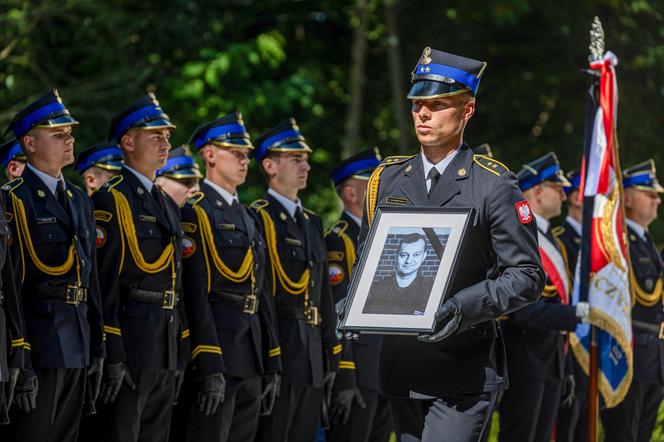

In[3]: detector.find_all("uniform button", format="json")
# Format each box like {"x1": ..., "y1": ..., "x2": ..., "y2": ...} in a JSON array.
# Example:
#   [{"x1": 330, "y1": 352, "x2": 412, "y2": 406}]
[
  {"x1": 47, "y1": 233, "x2": 52, "y2": 240},
  {"x1": 85, "y1": 230, "x2": 89, "y2": 236},
  {"x1": 229, "y1": 239, "x2": 233, "y2": 245},
  {"x1": 176, "y1": 262, "x2": 180, "y2": 269},
  {"x1": 149, "y1": 229, "x2": 153, "y2": 235},
  {"x1": 251, "y1": 240, "x2": 255, "y2": 247},
  {"x1": 169, "y1": 316, "x2": 174, "y2": 323},
  {"x1": 310, "y1": 281, "x2": 315, "y2": 288},
  {"x1": 254, "y1": 263, "x2": 259, "y2": 270},
  {"x1": 308, "y1": 260, "x2": 314, "y2": 267},
  {"x1": 81, "y1": 259, "x2": 86, "y2": 267}
]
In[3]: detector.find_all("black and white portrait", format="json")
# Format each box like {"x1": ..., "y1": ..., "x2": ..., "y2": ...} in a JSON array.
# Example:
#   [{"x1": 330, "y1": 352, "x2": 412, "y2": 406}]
[{"x1": 363, "y1": 228, "x2": 449, "y2": 315}]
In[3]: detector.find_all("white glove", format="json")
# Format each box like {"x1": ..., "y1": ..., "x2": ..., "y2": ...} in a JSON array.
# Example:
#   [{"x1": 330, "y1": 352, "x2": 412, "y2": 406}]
[{"x1": 575, "y1": 302, "x2": 590, "y2": 324}]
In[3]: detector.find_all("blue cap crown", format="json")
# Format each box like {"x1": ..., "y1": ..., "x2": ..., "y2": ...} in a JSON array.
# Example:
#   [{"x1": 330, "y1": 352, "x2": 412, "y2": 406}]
[
  {"x1": 0, "y1": 139, "x2": 25, "y2": 168},
  {"x1": 74, "y1": 142, "x2": 123, "y2": 174},
  {"x1": 623, "y1": 159, "x2": 664, "y2": 193},
  {"x1": 408, "y1": 47, "x2": 487, "y2": 99},
  {"x1": 7, "y1": 89, "x2": 79, "y2": 139},
  {"x1": 157, "y1": 145, "x2": 203, "y2": 180},
  {"x1": 517, "y1": 152, "x2": 571, "y2": 191},
  {"x1": 564, "y1": 169, "x2": 581, "y2": 194},
  {"x1": 331, "y1": 147, "x2": 382, "y2": 187},
  {"x1": 109, "y1": 93, "x2": 175, "y2": 142},
  {"x1": 189, "y1": 112, "x2": 252, "y2": 151},
  {"x1": 253, "y1": 118, "x2": 312, "y2": 162}
]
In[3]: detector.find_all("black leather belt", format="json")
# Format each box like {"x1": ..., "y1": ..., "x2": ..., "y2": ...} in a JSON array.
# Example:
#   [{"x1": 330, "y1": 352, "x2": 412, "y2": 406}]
[
  {"x1": 276, "y1": 304, "x2": 320, "y2": 327},
  {"x1": 128, "y1": 288, "x2": 178, "y2": 309},
  {"x1": 213, "y1": 291, "x2": 259, "y2": 314},
  {"x1": 632, "y1": 320, "x2": 664, "y2": 340},
  {"x1": 36, "y1": 283, "x2": 88, "y2": 305}
]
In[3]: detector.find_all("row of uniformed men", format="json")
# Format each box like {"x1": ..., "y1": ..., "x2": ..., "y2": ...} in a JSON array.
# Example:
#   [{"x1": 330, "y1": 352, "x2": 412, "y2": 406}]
[
  {"x1": 0, "y1": 89, "x2": 407, "y2": 442},
  {"x1": 494, "y1": 151, "x2": 664, "y2": 442}
]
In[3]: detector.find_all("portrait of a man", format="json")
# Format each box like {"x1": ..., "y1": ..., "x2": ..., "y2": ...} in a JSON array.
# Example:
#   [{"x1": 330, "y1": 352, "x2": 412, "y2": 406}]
[{"x1": 363, "y1": 232, "x2": 436, "y2": 315}]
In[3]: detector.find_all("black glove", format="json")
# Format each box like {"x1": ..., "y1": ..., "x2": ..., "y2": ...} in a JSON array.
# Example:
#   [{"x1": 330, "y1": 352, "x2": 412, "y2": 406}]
[
  {"x1": 260, "y1": 373, "x2": 281, "y2": 416},
  {"x1": 14, "y1": 368, "x2": 38, "y2": 412},
  {"x1": 417, "y1": 298, "x2": 463, "y2": 343},
  {"x1": 329, "y1": 388, "x2": 366, "y2": 426},
  {"x1": 561, "y1": 374, "x2": 576, "y2": 407},
  {"x1": 88, "y1": 357, "x2": 104, "y2": 404},
  {"x1": 7, "y1": 367, "x2": 20, "y2": 409},
  {"x1": 196, "y1": 373, "x2": 225, "y2": 416},
  {"x1": 99, "y1": 362, "x2": 135, "y2": 404},
  {"x1": 323, "y1": 371, "x2": 336, "y2": 407},
  {"x1": 173, "y1": 368, "x2": 185, "y2": 405}
]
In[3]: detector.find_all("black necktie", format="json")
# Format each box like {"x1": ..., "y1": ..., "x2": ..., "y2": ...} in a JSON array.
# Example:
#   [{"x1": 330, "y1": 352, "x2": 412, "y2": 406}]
[
  {"x1": 427, "y1": 167, "x2": 441, "y2": 197},
  {"x1": 56, "y1": 180, "x2": 68, "y2": 211},
  {"x1": 151, "y1": 185, "x2": 165, "y2": 214}
]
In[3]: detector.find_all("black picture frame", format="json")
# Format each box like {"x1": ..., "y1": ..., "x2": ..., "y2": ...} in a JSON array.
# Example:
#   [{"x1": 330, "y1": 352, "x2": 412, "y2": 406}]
[{"x1": 339, "y1": 206, "x2": 474, "y2": 335}]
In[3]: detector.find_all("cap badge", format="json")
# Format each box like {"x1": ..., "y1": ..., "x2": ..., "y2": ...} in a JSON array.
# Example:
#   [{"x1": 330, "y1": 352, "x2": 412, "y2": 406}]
[{"x1": 422, "y1": 46, "x2": 432, "y2": 65}]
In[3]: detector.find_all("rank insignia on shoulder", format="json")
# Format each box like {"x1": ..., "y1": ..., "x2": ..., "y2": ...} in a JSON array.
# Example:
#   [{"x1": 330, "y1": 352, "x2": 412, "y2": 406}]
[
  {"x1": 182, "y1": 236, "x2": 196, "y2": 259},
  {"x1": 328, "y1": 263, "x2": 344, "y2": 285},
  {"x1": 327, "y1": 251, "x2": 344, "y2": 262},
  {"x1": 380, "y1": 155, "x2": 415, "y2": 166},
  {"x1": 95, "y1": 210, "x2": 113, "y2": 223},
  {"x1": 515, "y1": 200, "x2": 532, "y2": 224},
  {"x1": 66, "y1": 190, "x2": 73, "y2": 198},
  {"x1": 96, "y1": 226, "x2": 107, "y2": 248},
  {"x1": 180, "y1": 222, "x2": 197, "y2": 233},
  {"x1": 1, "y1": 177, "x2": 23, "y2": 193},
  {"x1": 552, "y1": 226, "x2": 565, "y2": 237},
  {"x1": 250, "y1": 199, "x2": 269, "y2": 211},
  {"x1": 473, "y1": 154, "x2": 509, "y2": 176}
]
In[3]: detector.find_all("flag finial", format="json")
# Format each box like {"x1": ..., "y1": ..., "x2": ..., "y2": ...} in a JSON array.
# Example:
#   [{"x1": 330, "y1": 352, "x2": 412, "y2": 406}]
[{"x1": 589, "y1": 16, "x2": 605, "y2": 62}]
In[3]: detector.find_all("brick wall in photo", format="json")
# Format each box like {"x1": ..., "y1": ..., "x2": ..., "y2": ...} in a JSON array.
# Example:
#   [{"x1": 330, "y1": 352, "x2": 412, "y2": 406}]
[{"x1": 373, "y1": 232, "x2": 449, "y2": 282}]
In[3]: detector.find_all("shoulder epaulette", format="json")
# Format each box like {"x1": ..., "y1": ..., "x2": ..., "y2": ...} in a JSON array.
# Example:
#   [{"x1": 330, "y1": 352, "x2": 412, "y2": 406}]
[
  {"x1": 303, "y1": 208, "x2": 317, "y2": 216},
  {"x1": 552, "y1": 226, "x2": 565, "y2": 238},
  {"x1": 1, "y1": 177, "x2": 23, "y2": 193},
  {"x1": 327, "y1": 219, "x2": 349, "y2": 237},
  {"x1": 380, "y1": 155, "x2": 415, "y2": 167},
  {"x1": 250, "y1": 199, "x2": 269, "y2": 211},
  {"x1": 473, "y1": 154, "x2": 509, "y2": 176},
  {"x1": 101, "y1": 174, "x2": 124, "y2": 190},
  {"x1": 186, "y1": 191, "x2": 205, "y2": 206}
]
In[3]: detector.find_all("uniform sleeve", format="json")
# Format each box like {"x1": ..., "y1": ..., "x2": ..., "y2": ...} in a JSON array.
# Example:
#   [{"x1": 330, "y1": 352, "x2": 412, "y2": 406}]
[
  {"x1": 84, "y1": 199, "x2": 105, "y2": 362},
  {"x1": 325, "y1": 232, "x2": 357, "y2": 390},
  {"x1": 92, "y1": 191, "x2": 126, "y2": 364},
  {"x1": 181, "y1": 206, "x2": 225, "y2": 377},
  {"x1": 452, "y1": 172, "x2": 545, "y2": 331},
  {"x1": 508, "y1": 299, "x2": 578, "y2": 332},
  {"x1": 2, "y1": 192, "x2": 23, "y2": 370}
]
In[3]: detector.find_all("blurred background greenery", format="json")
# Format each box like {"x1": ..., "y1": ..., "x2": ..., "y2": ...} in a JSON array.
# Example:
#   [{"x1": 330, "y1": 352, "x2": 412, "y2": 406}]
[{"x1": 1, "y1": 0, "x2": 664, "y2": 241}]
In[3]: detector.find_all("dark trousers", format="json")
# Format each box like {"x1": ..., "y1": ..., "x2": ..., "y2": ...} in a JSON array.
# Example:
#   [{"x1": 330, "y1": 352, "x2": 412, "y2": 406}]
[
  {"x1": 186, "y1": 374, "x2": 262, "y2": 442},
  {"x1": 555, "y1": 377, "x2": 588, "y2": 442},
  {"x1": 101, "y1": 369, "x2": 176, "y2": 442},
  {"x1": 6, "y1": 367, "x2": 85, "y2": 442},
  {"x1": 601, "y1": 380, "x2": 664, "y2": 442},
  {"x1": 327, "y1": 389, "x2": 394, "y2": 442},
  {"x1": 390, "y1": 392, "x2": 497, "y2": 442},
  {"x1": 257, "y1": 380, "x2": 323, "y2": 442},
  {"x1": 498, "y1": 377, "x2": 561, "y2": 442}
]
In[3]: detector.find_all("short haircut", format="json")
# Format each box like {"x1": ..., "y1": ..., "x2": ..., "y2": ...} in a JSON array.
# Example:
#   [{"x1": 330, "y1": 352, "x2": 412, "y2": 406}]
[{"x1": 398, "y1": 233, "x2": 426, "y2": 248}]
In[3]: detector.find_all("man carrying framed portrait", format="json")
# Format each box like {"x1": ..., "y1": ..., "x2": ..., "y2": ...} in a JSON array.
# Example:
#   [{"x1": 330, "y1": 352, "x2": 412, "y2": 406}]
[{"x1": 347, "y1": 47, "x2": 545, "y2": 441}]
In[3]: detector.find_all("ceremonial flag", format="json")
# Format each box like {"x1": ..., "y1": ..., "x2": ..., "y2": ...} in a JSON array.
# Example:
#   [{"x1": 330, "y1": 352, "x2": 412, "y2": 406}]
[{"x1": 570, "y1": 48, "x2": 632, "y2": 408}]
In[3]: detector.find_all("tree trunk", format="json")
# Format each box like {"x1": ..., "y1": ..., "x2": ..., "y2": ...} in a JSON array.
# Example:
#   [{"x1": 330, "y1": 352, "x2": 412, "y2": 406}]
[
  {"x1": 343, "y1": 0, "x2": 370, "y2": 158},
  {"x1": 384, "y1": 0, "x2": 410, "y2": 154}
]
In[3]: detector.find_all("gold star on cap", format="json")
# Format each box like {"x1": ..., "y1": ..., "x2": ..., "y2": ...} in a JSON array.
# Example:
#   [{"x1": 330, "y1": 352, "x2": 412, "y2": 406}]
[
  {"x1": 422, "y1": 46, "x2": 432, "y2": 65},
  {"x1": 457, "y1": 168, "x2": 467, "y2": 177}
]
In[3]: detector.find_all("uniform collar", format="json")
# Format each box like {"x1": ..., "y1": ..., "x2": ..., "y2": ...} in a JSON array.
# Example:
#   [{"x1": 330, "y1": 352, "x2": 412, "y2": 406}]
[
  {"x1": 204, "y1": 178, "x2": 238, "y2": 206},
  {"x1": 565, "y1": 216, "x2": 582, "y2": 236},
  {"x1": 421, "y1": 146, "x2": 459, "y2": 182},
  {"x1": 343, "y1": 209, "x2": 362, "y2": 227},
  {"x1": 268, "y1": 187, "x2": 302, "y2": 219},
  {"x1": 534, "y1": 212, "x2": 550, "y2": 234},
  {"x1": 26, "y1": 162, "x2": 64, "y2": 195},
  {"x1": 124, "y1": 164, "x2": 154, "y2": 192},
  {"x1": 626, "y1": 218, "x2": 647, "y2": 241}
]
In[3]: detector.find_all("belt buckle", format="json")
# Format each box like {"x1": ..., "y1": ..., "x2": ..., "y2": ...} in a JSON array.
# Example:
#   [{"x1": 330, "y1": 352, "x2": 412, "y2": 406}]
[
  {"x1": 305, "y1": 305, "x2": 320, "y2": 327},
  {"x1": 66, "y1": 284, "x2": 80, "y2": 305},
  {"x1": 243, "y1": 294, "x2": 259, "y2": 314},
  {"x1": 163, "y1": 290, "x2": 176, "y2": 310},
  {"x1": 659, "y1": 323, "x2": 664, "y2": 340}
]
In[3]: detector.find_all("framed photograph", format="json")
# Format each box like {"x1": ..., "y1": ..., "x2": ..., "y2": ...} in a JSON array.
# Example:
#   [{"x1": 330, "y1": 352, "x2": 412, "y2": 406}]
[{"x1": 339, "y1": 206, "x2": 474, "y2": 335}]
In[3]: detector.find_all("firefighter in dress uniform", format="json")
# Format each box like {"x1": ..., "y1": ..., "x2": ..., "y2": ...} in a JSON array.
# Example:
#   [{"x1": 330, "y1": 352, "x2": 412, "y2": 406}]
[{"x1": 74, "y1": 141, "x2": 123, "y2": 196}]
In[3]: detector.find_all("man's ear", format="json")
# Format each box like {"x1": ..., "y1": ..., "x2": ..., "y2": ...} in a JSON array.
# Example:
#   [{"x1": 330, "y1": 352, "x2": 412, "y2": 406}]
[
  {"x1": 462, "y1": 99, "x2": 475, "y2": 122},
  {"x1": 84, "y1": 172, "x2": 96, "y2": 191},
  {"x1": 21, "y1": 133, "x2": 36, "y2": 154},
  {"x1": 121, "y1": 133, "x2": 134, "y2": 153}
]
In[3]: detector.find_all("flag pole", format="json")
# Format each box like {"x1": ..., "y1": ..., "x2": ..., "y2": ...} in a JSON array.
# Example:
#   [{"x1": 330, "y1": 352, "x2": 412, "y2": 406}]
[{"x1": 585, "y1": 16, "x2": 605, "y2": 442}]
